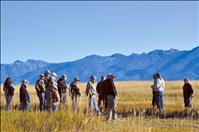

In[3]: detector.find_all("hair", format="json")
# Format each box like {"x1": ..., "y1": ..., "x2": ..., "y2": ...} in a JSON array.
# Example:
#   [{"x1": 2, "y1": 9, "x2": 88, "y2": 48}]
[
  {"x1": 156, "y1": 72, "x2": 161, "y2": 79},
  {"x1": 3, "y1": 77, "x2": 12, "y2": 90}
]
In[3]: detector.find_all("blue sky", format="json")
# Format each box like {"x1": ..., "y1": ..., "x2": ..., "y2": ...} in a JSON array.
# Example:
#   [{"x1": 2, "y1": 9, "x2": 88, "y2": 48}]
[{"x1": 1, "y1": 1, "x2": 198, "y2": 64}]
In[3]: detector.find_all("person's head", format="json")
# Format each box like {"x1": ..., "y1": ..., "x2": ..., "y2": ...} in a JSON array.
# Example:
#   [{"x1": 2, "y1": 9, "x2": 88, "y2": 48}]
[
  {"x1": 44, "y1": 70, "x2": 51, "y2": 77},
  {"x1": 101, "y1": 76, "x2": 106, "y2": 81},
  {"x1": 107, "y1": 73, "x2": 116, "y2": 81},
  {"x1": 184, "y1": 78, "x2": 189, "y2": 84},
  {"x1": 156, "y1": 72, "x2": 161, "y2": 79},
  {"x1": 73, "y1": 77, "x2": 80, "y2": 84},
  {"x1": 152, "y1": 73, "x2": 157, "y2": 80},
  {"x1": 61, "y1": 74, "x2": 67, "y2": 81},
  {"x1": 4, "y1": 77, "x2": 12, "y2": 86},
  {"x1": 90, "y1": 76, "x2": 96, "y2": 83},
  {"x1": 51, "y1": 73, "x2": 57, "y2": 81},
  {"x1": 40, "y1": 74, "x2": 45, "y2": 80},
  {"x1": 22, "y1": 80, "x2": 29, "y2": 86}
]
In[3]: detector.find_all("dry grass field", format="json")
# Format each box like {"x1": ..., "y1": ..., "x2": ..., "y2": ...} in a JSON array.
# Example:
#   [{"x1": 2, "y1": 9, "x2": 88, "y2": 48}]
[{"x1": 1, "y1": 81, "x2": 199, "y2": 132}]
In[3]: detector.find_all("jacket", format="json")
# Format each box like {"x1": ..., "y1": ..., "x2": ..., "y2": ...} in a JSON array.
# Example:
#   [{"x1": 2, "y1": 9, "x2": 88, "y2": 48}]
[
  {"x1": 103, "y1": 79, "x2": 117, "y2": 96},
  {"x1": 183, "y1": 83, "x2": 194, "y2": 98},
  {"x1": 20, "y1": 84, "x2": 30, "y2": 103},
  {"x1": 4, "y1": 84, "x2": 15, "y2": 96}
]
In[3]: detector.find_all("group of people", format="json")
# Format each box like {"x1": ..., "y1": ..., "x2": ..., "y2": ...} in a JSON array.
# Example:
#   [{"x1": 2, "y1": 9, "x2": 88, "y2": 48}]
[
  {"x1": 3, "y1": 71, "x2": 194, "y2": 120},
  {"x1": 150, "y1": 72, "x2": 194, "y2": 112},
  {"x1": 3, "y1": 70, "x2": 118, "y2": 120}
]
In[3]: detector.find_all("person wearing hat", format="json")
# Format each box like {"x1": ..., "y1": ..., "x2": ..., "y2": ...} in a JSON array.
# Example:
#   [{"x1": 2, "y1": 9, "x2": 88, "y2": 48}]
[
  {"x1": 3, "y1": 77, "x2": 15, "y2": 111},
  {"x1": 57, "y1": 74, "x2": 68, "y2": 107},
  {"x1": 35, "y1": 74, "x2": 46, "y2": 111},
  {"x1": 19, "y1": 80, "x2": 30, "y2": 111},
  {"x1": 96, "y1": 76, "x2": 106, "y2": 112},
  {"x1": 103, "y1": 73, "x2": 117, "y2": 120},
  {"x1": 183, "y1": 78, "x2": 194, "y2": 108},
  {"x1": 45, "y1": 73, "x2": 60, "y2": 112},
  {"x1": 69, "y1": 77, "x2": 81, "y2": 112},
  {"x1": 86, "y1": 76, "x2": 100, "y2": 116},
  {"x1": 44, "y1": 70, "x2": 51, "y2": 85}
]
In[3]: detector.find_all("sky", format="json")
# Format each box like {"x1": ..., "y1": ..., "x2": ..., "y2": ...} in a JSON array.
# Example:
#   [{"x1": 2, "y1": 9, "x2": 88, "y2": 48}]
[{"x1": 1, "y1": 1, "x2": 198, "y2": 64}]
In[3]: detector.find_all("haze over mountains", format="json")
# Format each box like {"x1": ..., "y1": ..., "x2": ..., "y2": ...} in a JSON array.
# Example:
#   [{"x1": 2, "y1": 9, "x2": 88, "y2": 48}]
[{"x1": 1, "y1": 46, "x2": 199, "y2": 84}]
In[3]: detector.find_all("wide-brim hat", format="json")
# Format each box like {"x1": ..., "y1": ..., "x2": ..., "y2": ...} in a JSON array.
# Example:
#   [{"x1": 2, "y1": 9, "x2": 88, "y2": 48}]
[
  {"x1": 74, "y1": 77, "x2": 80, "y2": 81},
  {"x1": 22, "y1": 79, "x2": 29, "y2": 83}
]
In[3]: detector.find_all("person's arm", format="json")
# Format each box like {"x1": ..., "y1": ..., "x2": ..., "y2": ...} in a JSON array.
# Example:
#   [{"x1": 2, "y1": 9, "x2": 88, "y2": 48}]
[{"x1": 85, "y1": 82, "x2": 90, "y2": 96}]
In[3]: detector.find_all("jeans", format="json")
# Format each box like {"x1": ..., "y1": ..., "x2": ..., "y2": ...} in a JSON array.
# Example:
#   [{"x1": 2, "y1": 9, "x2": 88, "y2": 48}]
[
  {"x1": 20, "y1": 101, "x2": 30, "y2": 111},
  {"x1": 156, "y1": 92, "x2": 164, "y2": 111},
  {"x1": 107, "y1": 95, "x2": 117, "y2": 120},
  {"x1": 5, "y1": 95, "x2": 13, "y2": 111},
  {"x1": 88, "y1": 95, "x2": 100, "y2": 115},
  {"x1": 39, "y1": 92, "x2": 46, "y2": 111}
]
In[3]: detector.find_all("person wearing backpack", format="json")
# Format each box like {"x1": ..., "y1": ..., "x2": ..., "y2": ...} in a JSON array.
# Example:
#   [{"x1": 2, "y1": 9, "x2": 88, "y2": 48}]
[
  {"x1": 3, "y1": 77, "x2": 15, "y2": 111},
  {"x1": 69, "y1": 77, "x2": 81, "y2": 112},
  {"x1": 20, "y1": 80, "x2": 30, "y2": 111},
  {"x1": 35, "y1": 74, "x2": 46, "y2": 111},
  {"x1": 86, "y1": 76, "x2": 100, "y2": 116}
]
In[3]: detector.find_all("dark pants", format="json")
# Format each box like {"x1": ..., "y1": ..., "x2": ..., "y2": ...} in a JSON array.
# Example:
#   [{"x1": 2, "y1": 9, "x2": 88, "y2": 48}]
[
  {"x1": 155, "y1": 92, "x2": 164, "y2": 111},
  {"x1": 98, "y1": 94, "x2": 104, "y2": 110},
  {"x1": 152, "y1": 90, "x2": 156, "y2": 107},
  {"x1": 184, "y1": 96, "x2": 192, "y2": 108}
]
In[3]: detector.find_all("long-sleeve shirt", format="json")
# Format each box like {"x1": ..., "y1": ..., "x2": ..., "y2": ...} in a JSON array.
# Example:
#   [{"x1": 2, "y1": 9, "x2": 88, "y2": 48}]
[
  {"x1": 86, "y1": 81, "x2": 97, "y2": 96},
  {"x1": 103, "y1": 79, "x2": 117, "y2": 96},
  {"x1": 20, "y1": 84, "x2": 30, "y2": 103},
  {"x1": 153, "y1": 78, "x2": 165, "y2": 92},
  {"x1": 183, "y1": 83, "x2": 194, "y2": 98},
  {"x1": 57, "y1": 79, "x2": 68, "y2": 98},
  {"x1": 3, "y1": 84, "x2": 15, "y2": 96}
]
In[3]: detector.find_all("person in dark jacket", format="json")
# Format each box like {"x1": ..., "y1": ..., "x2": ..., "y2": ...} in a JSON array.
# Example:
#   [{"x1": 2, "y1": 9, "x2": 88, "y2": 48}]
[
  {"x1": 35, "y1": 74, "x2": 46, "y2": 111},
  {"x1": 3, "y1": 77, "x2": 15, "y2": 111},
  {"x1": 103, "y1": 74, "x2": 117, "y2": 120},
  {"x1": 57, "y1": 75, "x2": 68, "y2": 106},
  {"x1": 69, "y1": 77, "x2": 81, "y2": 112},
  {"x1": 44, "y1": 70, "x2": 51, "y2": 85},
  {"x1": 96, "y1": 76, "x2": 106, "y2": 111},
  {"x1": 183, "y1": 78, "x2": 194, "y2": 108},
  {"x1": 151, "y1": 74, "x2": 157, "y2": 110},
  {"x1": 20, "y1": 80, "x2": 30, "y2": 111}
]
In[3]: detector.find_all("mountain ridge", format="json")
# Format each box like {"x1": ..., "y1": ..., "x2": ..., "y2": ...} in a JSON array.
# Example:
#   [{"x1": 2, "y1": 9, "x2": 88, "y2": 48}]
[{"x1": 1, "y1": 46, "x2": 199, "y2": 84}]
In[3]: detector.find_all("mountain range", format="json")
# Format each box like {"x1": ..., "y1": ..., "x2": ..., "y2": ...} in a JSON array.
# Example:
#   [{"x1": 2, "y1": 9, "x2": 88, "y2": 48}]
[{"x1": 1, "y1": 46, "x2": 199, "y2": 84}]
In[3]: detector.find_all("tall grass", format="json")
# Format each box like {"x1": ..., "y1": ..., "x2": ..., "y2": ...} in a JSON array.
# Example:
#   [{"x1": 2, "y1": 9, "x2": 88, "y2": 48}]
[{"x1": 1, "y1": 81, "x2": 199, "y2": 132}]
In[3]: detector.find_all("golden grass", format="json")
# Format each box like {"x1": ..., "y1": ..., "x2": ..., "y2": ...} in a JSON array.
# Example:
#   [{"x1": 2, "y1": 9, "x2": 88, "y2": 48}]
[{"x1": 1, "y1": 81, "x2": 199, "y2": 132}]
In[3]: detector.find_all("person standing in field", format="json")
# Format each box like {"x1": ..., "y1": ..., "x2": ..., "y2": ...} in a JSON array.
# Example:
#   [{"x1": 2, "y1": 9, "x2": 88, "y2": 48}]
[
  {"x1": 151, "y1": 74, "x2": 158, "y2": 110},
  {"x1": 3, "y1": 77, "x2": 15, "y2": 111},
  {"x1": 57, "y1": 75, "x2": 68, "y2": 108},
  {"x1": 86, "y1": 76, "x2": 101, "y2": 116},
  {"x1": 45, "y1": 73, "x2": 59, "y2": 112},
  {"x1": 19, "y1": 80, "x2": 30, "y2": 111},
  {"x1": 44, "y1": 70, "x2": 51, "y2": 85},
  {"x1": 103, "y1": 74, "x2": 118, "y2": 120},
  {"x1": 35, "y1": 74, "x2": 46, "y2": 111},
  {"x1": 96, "y1": 76, "x2": 106, "y2": 112},
  {"x1": 183, "y1": 78, "x2": 194, "y2": 108},
  {"x1": 152, "y1": 72, "x2": 165, "y2": 112},
  {"x1": 69, "y1": 77, "x2": 81, "y2": 112}
]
